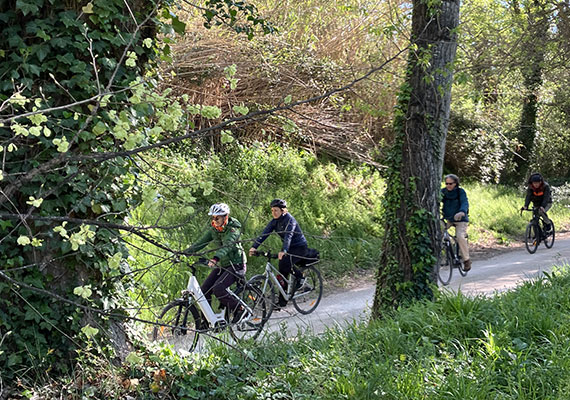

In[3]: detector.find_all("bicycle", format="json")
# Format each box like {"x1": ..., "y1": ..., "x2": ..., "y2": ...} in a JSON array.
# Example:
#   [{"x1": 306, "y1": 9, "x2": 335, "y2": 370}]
[
  {"x1": 152, "y1": 258, "x2": 268, "y2": 352},
  {"x1": 521, "y1": 207, "x2": 555, "y2": 254},
  {"x1": 248, "y1": 249, "x2": 323, "y2": 319},
  {"x1": 437, "y1": 220, "x2": 469, "y2": 285}
]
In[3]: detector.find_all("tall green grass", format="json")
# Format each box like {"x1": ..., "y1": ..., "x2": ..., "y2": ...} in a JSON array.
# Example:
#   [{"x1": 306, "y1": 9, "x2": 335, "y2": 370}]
[
  {"x1": 464, "y1": 182, "x2": 570, "y2": 244},
  {"x1": 128, "y1": 145, "x2": 570, "y2": 315},
  {"x1": 110, "y1": 267, "x2": 570, "y2": 399},
  {"x1": 128, "y1": 143, "x2": 385, "y2": 313}
]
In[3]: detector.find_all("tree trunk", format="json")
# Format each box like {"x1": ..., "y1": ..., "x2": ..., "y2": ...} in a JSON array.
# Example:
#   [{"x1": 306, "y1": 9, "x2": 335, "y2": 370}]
[
  {"x1": 371, "y1": 0, "x2": 460, "y2": 318},
  {"x1": 512, "y1": 0, "x2": 550, "y2": 179}
]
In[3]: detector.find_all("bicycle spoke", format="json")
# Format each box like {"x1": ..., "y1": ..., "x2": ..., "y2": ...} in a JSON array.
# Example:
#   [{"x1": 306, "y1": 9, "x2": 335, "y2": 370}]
[
  {"x1": 437, "y1": 244, "x2": 453, "y2": 285},
  {"x1": 152, "y1": 301, "x2": 201, "y2": 352},
  {"x1": 229, "y1": 284, "x2": 267, "y2": 342},
  {"x1": 292, "y1": 266, "x2": 323, "y2": 315},
  {"x1": 525, "y1": 223, "x2": 539, "y2": 254}
]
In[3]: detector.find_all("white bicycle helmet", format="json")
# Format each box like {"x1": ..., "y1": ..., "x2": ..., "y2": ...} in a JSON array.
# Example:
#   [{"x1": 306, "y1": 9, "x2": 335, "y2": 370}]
[{"x1": 208, "y1": 203, "x2": 230, "y2": 216}]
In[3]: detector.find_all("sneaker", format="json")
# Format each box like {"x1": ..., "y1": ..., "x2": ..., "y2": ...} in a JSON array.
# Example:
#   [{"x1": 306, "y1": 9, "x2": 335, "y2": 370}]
[
  {"x1": 294, "y1": 278, "x2": 311, "y2": 293},
  {"x1": 231, "y1": 306, "x2": 245, "y2": 324},
  {"x1": 274, "y1": 295, "x2": 287, "y2": 311},
  {"x1": 463, "y1": 259, "x2": 472, "y2": 272}
]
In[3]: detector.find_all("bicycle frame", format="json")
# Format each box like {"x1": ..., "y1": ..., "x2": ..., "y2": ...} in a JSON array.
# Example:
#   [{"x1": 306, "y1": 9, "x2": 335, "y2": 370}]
[
  {"x1": 441, "y1": 221, "x2": 462, "y2": 266},
  {"x1": 181, "y1": 265, "x2": 255, "y2": 328},
  {"x1": 183, "y1": 273, "x2": 226, "y2": 327},
  {"x1": 261, "y1": 260, "x2": 294, "y2": 300}
]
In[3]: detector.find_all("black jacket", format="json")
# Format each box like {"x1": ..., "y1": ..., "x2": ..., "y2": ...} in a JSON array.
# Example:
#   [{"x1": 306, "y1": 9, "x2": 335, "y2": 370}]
[
  {"x1": 252, "y1": 212, "x2": 308, "y2": 252},
  {"x1": 524, "y1": 182, "x2": 552, "y2": 208}
]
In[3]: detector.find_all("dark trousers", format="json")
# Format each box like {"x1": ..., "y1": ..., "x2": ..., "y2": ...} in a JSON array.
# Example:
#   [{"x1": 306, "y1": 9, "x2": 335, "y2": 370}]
[
  {"x1": 201, "y1": 264, "x2": 245, "y2": 311},
  {"x1": 278, "y1": 245, "x2": 308, "y2": 278}
]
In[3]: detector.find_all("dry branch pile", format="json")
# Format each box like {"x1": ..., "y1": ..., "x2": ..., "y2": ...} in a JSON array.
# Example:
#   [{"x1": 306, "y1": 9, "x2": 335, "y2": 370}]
[{"x1": 163, "y1": 30, "x2": 397, "y2": 166}]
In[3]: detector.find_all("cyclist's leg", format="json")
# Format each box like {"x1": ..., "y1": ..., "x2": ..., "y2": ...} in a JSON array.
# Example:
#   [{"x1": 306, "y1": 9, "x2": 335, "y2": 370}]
[
  {"x1": 454, "y1": 222, "x2": 471, "y2": 269},
  {"x1": 200, "y1": 267, "x2": 223, "y2": 305},
  {"x1": 210, "y1": 268, "x2": 241, "y2": 312},
  {"x1": 286, "y1": 246, "x2": 309, "y2": 279},
  {"x1": 540, "y1": 203, "x2": 553, "y2": 227},
  {"x1": 277, "y1": 255, "x2": 296, "y2": 306}
]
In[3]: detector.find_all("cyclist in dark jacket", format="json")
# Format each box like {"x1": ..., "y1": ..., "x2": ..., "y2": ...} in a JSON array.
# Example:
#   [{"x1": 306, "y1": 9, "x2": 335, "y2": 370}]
[
  {"x1": 249, "y1": 199, "x2": 309, "y2": 307},
  {"x1": 521, "y1": 172, "x2": 553, "y2": 230},
  {"x1": 441, "y1": 174, "x2": 472, "y2": 271},
  {"x1": 186, "y1": 203, "x2": 246, "y2": 318}
]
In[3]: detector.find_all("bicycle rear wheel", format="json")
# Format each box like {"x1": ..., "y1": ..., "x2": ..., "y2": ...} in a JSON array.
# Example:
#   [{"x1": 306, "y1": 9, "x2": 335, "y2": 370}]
[
  {"x1": 248, "y1": 274, "x2": 276, "y2": 320},
  {"x1": 525, "y1": 223, "x2": 539, "y2": 254},
  {"x1": 292, "y1": 265, "x2": 323, "y2": 315},
  {"x1": 437, "y1": 244, "x2": 453, "y2": 285},
  {"x1": 544, "y1": 222, "x2": 555, "y2": 249},
  {"x1": 229, "y1": 284, "x2": 267, "y2": 342},
  {"x1": 152, "y1": 300, "x2": 202, "y2": 352}
]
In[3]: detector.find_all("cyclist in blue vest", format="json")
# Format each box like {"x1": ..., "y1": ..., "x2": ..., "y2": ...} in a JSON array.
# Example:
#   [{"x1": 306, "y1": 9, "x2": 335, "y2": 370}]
[
  {"x1": 441, "y1": 174, "x2": 472, "y2": 272},
  {"x1": 521, "y1": 172, "x2": 553, "y2": 231},
  {"x1": 249, "y1": 199, "x2": 308, "y2": 307}
]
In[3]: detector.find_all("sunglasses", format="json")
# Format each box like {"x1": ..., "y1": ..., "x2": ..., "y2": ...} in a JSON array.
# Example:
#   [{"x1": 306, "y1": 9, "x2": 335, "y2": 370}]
[{"x1": 445, "y1": 182, "x2": 455, "y2": 186}]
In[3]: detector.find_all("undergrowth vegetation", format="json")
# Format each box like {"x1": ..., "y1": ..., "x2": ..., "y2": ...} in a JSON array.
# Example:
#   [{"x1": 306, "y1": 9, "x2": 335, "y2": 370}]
[
  {"x1": 129, "y1": 142, "x2": 385, "y2": 314},
  {"x1": 37, "y1": 267, "x2": 570, "y2": 399},
  {"x1": 127, "y1": 144, "x2": 570, "y2": 316}
]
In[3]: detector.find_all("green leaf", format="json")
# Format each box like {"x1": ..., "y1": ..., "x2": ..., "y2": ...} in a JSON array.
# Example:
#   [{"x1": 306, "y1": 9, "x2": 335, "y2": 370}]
[
  {"x1": 220, "y1": 130, "x2": 234, "y2": 144},
  {"x1": 73, "y1": 285, "x2": 93, "y2": 299},
  {"x1": 170, "y1": 13, "x2": 186, "y2": 35},
  {"x1": 92, "y1": 121, "x2": 106, "y2": 136},
  {"x1": 81, "y1": 325, "x2": 99, "y2": 339},
  {"x1": 125, "y1": 352, "x2": 143, "y2": 365},
  {"x1": 82, "y1": 2, "x2": 94, "y2": 14},
  {"x1": 17, "y1": 236, "x2": 31, "y2": 246},
  {"x1": 232, "y1": 105, "x2": 249, "y2": 116},
  {"x1": 16, "y1": 0, "x2": 39, "y2": 16},
  {"x1": 284, "y1": 95, "x2": 292, "y2": 104},
  {"x1": 200, "y1": 106, "x2": 221, "y2": 119}
]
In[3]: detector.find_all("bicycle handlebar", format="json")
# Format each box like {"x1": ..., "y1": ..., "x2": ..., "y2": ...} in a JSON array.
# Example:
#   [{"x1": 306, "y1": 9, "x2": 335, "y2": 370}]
[
  {"x1": 520, "y1": 207, "x2": 538, "y2": 217},
  {"x1": 252, "y1": 250, "x2": 279, "y2": 259}
]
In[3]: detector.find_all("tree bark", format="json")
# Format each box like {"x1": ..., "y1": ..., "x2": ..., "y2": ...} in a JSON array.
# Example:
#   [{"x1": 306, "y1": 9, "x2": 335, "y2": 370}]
[
  {"x1": 372, "y1": 0, "x2": 460, "y2": 317},
  {"x1": 512, "y1": 0, "x2": 550, "y2": 179}
]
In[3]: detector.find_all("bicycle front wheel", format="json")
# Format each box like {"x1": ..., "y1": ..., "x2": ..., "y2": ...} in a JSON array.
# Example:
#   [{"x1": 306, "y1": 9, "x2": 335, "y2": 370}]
[
  {"x1": 525, "y1": 223, "x2": 539, "y2": 254},
  {"x1": 152, "y1": 300, "x2": 202, "y2": 352},
  {"x1": 248, "y1": 274, "x2": 276, "y2": 320},
  {"x1": 544, "y1": 222, "x2": 555, "y2": 249},
  {"x1": 437, "y1": 244, "x2": 453, "y2": 285},
  {"x1": 292, "y1": 266, "x2": 323, "y2": 315},
  {"x1": 229, "y1": 284, "x2": 267, "y2": 342}
]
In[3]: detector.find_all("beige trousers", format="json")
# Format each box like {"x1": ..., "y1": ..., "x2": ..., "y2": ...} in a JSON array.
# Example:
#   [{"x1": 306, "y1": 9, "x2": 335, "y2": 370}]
[{"x1": 446, "y1": 221, "x2": 470, "y2": 261}]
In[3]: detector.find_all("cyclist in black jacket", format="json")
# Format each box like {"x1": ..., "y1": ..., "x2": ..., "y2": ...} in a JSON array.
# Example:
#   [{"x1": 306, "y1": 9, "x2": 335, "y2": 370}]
[
  {"x1": 249, "y1": 199, "x2": 308, "y2": 307},
  {"x1": 521, "y1": 172, "x2": 553, "y2": 231}
]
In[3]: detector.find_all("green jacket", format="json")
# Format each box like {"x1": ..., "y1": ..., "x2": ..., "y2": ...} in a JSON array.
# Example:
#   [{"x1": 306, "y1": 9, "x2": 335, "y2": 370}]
[{"x1": 187, "y1": 217, "x2": 247, "y2": 267}]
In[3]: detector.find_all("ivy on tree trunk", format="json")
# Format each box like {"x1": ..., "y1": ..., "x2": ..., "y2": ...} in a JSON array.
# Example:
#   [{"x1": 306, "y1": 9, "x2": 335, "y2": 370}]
[{"x1": 371, "y1": 0, "x2": 461, "y2": 318}]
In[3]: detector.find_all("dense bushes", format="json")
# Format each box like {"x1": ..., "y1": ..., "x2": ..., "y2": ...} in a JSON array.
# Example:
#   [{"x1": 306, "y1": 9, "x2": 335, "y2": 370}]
[
  {"x1": 38, "y1": 267, "x2": 570, "y2": 399},
  {"x1": 128, "y1": 142, "x2": 385, "y2": 313}
]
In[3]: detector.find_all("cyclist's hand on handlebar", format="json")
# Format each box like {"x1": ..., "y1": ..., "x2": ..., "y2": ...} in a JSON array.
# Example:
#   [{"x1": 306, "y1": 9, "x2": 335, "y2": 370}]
[
  {"x1": 248, "y1": 247, "x2": 257, "y2": 256},
  {"x1": 207, "y1": 258, "x2": 218, "y2": 268},
  {"x1": 453, "y1": 212, "x2": 465, "y2": 221}
]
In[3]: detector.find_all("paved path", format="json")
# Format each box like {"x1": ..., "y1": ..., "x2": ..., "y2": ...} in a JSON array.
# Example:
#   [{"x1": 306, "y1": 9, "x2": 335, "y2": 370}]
[{"x1": 262, "y1": 238, "x2": 570, "y2": 337}]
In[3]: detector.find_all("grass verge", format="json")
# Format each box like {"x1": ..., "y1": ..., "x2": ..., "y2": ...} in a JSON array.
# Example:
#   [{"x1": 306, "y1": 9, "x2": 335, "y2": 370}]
[{"x1": 23, "y1": 265, "x2": 569, "y2": 399}]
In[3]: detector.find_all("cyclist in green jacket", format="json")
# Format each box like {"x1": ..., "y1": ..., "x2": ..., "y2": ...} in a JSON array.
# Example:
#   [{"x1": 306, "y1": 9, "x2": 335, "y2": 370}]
[{"x1": 186, "y1": 203, "x2": 247, "y2": 319}]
